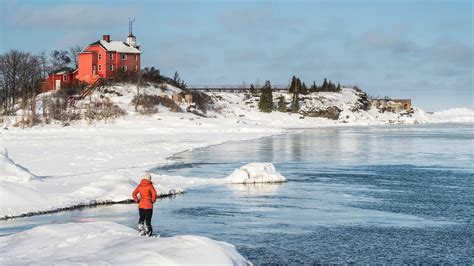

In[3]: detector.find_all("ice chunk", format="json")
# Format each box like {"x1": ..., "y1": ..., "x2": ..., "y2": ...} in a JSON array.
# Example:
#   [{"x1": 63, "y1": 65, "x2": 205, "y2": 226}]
[
  {"x1": 225, "y1": 163, "x2": 286, "y2": 184},
  {"x1": 0, "y1": 148, "x2": 37, "y2": 182}
]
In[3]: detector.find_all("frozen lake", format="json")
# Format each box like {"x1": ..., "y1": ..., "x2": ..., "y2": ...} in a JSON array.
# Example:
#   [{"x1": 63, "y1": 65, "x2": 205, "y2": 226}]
[{"x1": 1, "y1": 124, "x2": 473, "y2": 264}]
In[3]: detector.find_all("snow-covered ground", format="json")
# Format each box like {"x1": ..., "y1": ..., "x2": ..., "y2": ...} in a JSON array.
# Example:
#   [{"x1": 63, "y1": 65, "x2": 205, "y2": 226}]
[{"x1": 0, "y1": 221, "x2": 250, "y2": 265}]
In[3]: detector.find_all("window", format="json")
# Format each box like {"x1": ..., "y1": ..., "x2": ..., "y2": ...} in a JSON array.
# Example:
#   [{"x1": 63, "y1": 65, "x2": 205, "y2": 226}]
[
  {"x1": 109, "y1": 64, "x2": 114, "y2": 71},
  {"x1": 134, "y1": 54, "x2": 138, "y2": 61},
  {"x1": 98, "y1": 64, "x2": 102, "y2": 71},
  {"x1": 121, "y1": 65, "x2": 127, "y2": 71},
  {"x1": 109, "y1": 53, "x2": 113, "y2": 60},
  {"x1": 98, "y1": 53, "x2": 102, "y2": 60},
  {"x1": 93, "y1": 65, "x2": 96, "y2": 71},
  {"x1": 134, "y1": 65, "x2": 138, "y2": 72},
  {"x1": 63, "y1": 74, "x2": 67, "y2": 82},
  {"x1": 121, "y1": 54, "x2": 127, "y2": 60}
]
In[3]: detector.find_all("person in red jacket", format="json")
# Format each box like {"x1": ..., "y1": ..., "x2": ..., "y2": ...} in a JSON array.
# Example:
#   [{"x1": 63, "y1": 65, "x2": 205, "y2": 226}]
[{"x1": 132, "y1": 172, "x2": 157, "y2": 236}]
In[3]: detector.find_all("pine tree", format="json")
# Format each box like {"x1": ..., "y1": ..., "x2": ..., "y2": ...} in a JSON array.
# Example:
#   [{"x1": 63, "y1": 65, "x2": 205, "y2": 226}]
[
  {"x1": 336, "y1": 83, "x2": 341, "y2": 92},
  {"x1": 250, "y1": 84, "x2": 256, "y2": 95},
  {"x1": 322, "y1": 78, "x2": 328, "y2": 92},
  {"x1": 277, "y1": 95, "x2": 286, "y2": 112},
  {"x1": 301, "y1": 82, "x2": 308, "y2": 95},
  {"x1": 289, "y1": 76, "x2": 297, "y2": 94},
  {"x1": 258, "y1": 80, "x2": 273, "y2": 112},
  {"x1": 310, "y1": 81, "x2": 317, "y2": 93},
  {"x1": 291, "y1": 90, "x2": 299, "y2": 112},
  {"x1": 295, "y1": 78, "x2": 301, "y2": 94}
]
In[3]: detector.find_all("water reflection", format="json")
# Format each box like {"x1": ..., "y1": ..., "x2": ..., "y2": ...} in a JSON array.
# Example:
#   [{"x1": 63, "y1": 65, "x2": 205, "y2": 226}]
[{"x1": 226, "y1": 183, "x2": 285, "y2": 196}]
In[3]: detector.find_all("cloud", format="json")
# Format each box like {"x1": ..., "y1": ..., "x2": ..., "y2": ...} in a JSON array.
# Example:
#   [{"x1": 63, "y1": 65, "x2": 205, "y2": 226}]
[
  {"x1": 355, "y1": 29, "x2": 419, "y2": 56},
  {"x1": 1, "y1": 1, "x2": 139, "y2": 30},
  {"x1": 424, "y1": 40, "x2": 473, "y2": 68},
  {"x1": 216, "y1": 3, "x2": 290, "y2": 34}
]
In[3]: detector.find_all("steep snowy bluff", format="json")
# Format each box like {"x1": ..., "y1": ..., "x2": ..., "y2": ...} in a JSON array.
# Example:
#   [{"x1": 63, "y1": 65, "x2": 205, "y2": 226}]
[
  {"x1": 0, "y1": 221, "x2": 251, "y2": 265},
  {"x1": 225, "y1": 163, "x2": 287, "y2": 184}
]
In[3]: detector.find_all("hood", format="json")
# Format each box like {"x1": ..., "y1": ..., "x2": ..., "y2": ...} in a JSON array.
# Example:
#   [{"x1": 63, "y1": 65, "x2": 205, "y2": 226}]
[{"x1": 139, "y1": 179, "x2": 152, "y2": 186}]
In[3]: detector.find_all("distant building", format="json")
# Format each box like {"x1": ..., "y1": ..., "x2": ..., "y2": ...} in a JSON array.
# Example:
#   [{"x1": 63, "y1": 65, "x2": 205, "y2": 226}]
[
  {"x1": 76, "y1": 34, "x2": 141, "y2": 84},
  {"x1": 42, "y1": 67, "x2": 78, "y2": 92},
  {"x1": 369, "y1": 99, "x2": 412, "y2": 112},
  {"x1": 42, "y1": 20, "x2": 141, "y2": 92}
]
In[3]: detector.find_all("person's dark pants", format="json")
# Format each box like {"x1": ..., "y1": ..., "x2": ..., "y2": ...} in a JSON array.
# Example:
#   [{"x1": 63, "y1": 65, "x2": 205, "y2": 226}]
[{"x1": 138, "y1": 208, "x2": 153, "y2": 235}]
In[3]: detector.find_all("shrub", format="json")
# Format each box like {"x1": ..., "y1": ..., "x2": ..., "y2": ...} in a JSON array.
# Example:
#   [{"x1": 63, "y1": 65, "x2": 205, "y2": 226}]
[{"x1": 84, "y1": 98, "x2": 125, "y2": 123}]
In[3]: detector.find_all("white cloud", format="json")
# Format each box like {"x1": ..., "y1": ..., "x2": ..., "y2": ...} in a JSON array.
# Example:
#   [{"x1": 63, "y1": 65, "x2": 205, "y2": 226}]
[{"x1": 2, "y1": 1, "x2": 139, "y2": 30}]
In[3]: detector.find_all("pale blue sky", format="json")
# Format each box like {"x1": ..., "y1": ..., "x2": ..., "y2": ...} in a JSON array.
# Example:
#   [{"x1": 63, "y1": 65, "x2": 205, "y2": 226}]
[{"x1": 1, "y1": 0, "x2": 472, "y2": 111}]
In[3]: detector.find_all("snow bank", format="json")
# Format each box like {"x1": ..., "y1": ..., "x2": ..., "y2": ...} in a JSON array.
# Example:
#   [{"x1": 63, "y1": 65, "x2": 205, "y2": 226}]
[
  {"x1": 69, "y1": 174, "x2": 187, "y2": 204},
  {"x1": 0, "y1": 181, "x2": 50, "y2": 215},
  {"x1": 225, "y1": 163, "x2": 286, "y2": 184},
  {"x1": 0, "y1": 221, "x2": 251, "y2": 265},
  {"x1": 0, "y1": 149, "x2": 37, "y2": 182},
  {"x1": 428, "y1": 108, "x2": 474, "y2": 123},
  {"x1": 69, "y1": 174, "x2": 138, "y2": 204}
]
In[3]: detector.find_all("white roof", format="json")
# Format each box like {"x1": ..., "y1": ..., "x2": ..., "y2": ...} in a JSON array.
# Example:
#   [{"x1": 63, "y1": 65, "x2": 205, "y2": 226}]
[{"x1": 98, "y1": 40, "x2": 140, "y2": 54}]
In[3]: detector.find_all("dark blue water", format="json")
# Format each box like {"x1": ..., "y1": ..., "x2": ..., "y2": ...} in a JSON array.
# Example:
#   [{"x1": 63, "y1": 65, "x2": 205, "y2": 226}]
[{"x1": 1, "y1": 124, "x2": 473, "y2": 264}]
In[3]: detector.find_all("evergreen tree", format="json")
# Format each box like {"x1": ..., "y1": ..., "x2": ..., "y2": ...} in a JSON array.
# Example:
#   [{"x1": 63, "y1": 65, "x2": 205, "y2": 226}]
[
  {"x1": 291, "y1": 90, "x2": 299, "y2": 112},
  {"x1": 296, "y1": 78, "x2": 302, "y2": 94},
  {"x1": 173, "y1": 71, "x2": 180, "y2": 83},
  {"x1": 336, "y1": 83, "x2": 341, "y2": 92},
  {"x1": 277, "y1": 95, "x2": 286, "y2": 112},
  {"x1": 310, "y1": 81, "x2": 317, "y2": 93},
  {"x1": 322, "y1": 78, "x2": 328, "y2": 92},
  {"x1": 301, "y1": 82, "x2": 308, "y2": 95},
  {"x1": 258, "y1": 80, "x2": 273, "y2": 113},
  {"x1": 250, "y1": 84, "x2": 256, "y2": 95},
  {"x1": 289, "y1": 76, "x2": 297, "y2": 94}
]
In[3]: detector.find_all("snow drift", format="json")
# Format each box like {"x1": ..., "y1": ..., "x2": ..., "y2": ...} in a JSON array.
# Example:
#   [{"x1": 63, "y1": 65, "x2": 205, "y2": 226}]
[
  {"x1": 428, "y1": 108, "x2": 474, "y2": 123},
  {"x1": 225, "y1": 163, "x2": 286, "y2": 184},
  {"x1": 0, "y1": 148, "x2": 37, "y2": 182},
  {"x1": 0, "y1": 221, "x2": 251, "y2": 265}
]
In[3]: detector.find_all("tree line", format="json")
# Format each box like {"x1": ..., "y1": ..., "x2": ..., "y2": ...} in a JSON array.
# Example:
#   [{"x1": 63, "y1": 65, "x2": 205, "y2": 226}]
[{"x1": 258, "y1": 76, "x2": 342, "y2": 113}]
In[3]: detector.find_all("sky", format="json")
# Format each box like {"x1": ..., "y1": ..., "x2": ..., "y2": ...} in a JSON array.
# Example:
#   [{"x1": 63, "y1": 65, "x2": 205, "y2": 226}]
[{"x1": 0, "y1": 0, "x2": 472, "y2": 111}]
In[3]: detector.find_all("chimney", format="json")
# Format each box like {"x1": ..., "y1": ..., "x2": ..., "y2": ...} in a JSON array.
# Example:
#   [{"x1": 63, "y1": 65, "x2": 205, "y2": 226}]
[{"x1": 102, "y1": 35, "x2": 110, "y2": 42}]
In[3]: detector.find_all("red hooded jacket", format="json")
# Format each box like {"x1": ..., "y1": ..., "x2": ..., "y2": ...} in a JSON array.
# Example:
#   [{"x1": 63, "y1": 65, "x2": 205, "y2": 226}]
[{"x1": 132, "y1": 179, "x2": 157, "y2": 209}]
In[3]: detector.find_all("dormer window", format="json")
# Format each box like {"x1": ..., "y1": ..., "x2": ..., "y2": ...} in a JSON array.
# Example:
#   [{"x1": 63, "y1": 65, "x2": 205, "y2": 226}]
[{"x1": 121, "y1": 54, "x2": 127, "y2": 60}]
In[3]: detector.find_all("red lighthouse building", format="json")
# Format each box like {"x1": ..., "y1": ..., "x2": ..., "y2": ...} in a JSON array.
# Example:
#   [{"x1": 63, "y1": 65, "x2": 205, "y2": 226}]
[
  {"x1": 76, "y1": 33, "x2": 141, "y2": 84},
  {"x1": 42, "y1": 20, "x2": 141, "y2": 92}
]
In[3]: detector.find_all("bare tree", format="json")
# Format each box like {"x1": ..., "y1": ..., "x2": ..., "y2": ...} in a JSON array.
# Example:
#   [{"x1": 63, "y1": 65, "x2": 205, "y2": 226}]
[
  {"x1": 0, "y1": 50, "x2": 42, "y2": 118},
  {"x1": 0, "y1": 50, "x2": 27, "y2": 114},
  {"x1": 49, "y1": 50, "x2": 71, "y2": 71},
  {"x1": 69, "y1": 45, "x2": 82, "y2": 68},
  {"x1": 38, "y1": 51, "x2": 50, "y2": 77}
]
